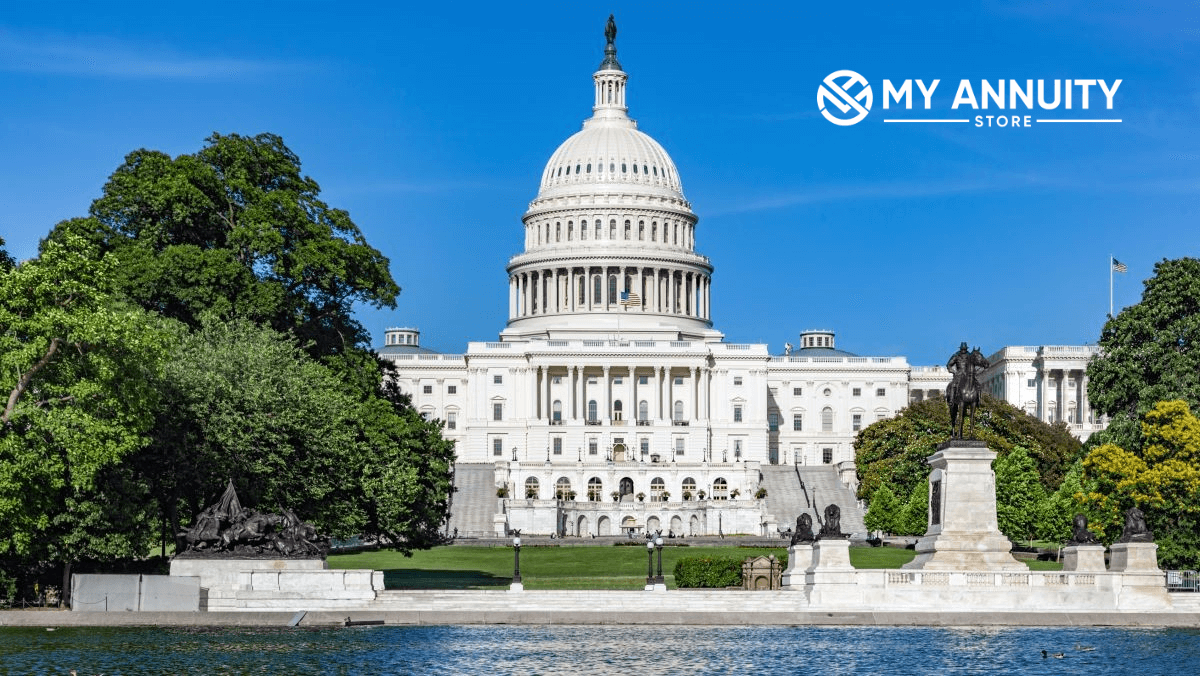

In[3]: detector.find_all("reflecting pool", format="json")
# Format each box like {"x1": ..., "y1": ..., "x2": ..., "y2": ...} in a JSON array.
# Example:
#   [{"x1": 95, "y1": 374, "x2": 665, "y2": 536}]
[{"x1": 3, "y1": 624, "x2": 1200, "y2": 675}]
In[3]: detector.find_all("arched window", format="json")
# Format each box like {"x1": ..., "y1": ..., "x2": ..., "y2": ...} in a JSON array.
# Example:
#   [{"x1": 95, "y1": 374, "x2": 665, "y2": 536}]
[
  {"x1": 567, "y1": 221, "x2": 573, "y2": 241},
  {"x1": 556, "y1": 477, "x2": 572, "y2": 500},
  {"x1": 552, "y1": 400, "x2": 562, "y2": 422},
  {"x1": 578, "y1": 277, "x2": 586, "y2": 305},
  {"x1": 682, "y1": 477, "x2": 697, "y2": 495},
  {"x1": 593, "y1": 275, "x2": 602, "y2": 302},
  {"x1": 650, "y1": 477, "x2": 665, "y2": 502},
  {"x1": 555, "y1": 222, "x2": 561, "y2": 242},
  {"x1": 609, "y1": 219, "x2": 617, "y2": 239},
  {"x1": 639, "y1": 221, "x2": 645, "y2": 240},
  {"x1": 674, "y1": 400, "x2": 684, "y2": 421},
  {"x1": 822, "y1": 407, "x2": 833, "y2": 432},
  {"x1": 588, "y1": 400, "x2": 598, "y2": 423},
  {"x1": 638, "y1": 400, "x2": 649, "y2": 420},
  {"x1": 588, "y1": 477, "x2": 603, "y2": 501},
  {"x1": 524, "y1": 477, "x2": 540, "y2": 499},
  {"x1": 581, "y1": 219, "x2": 588, "y2": 240},
  {"x1": 624, "y1": 220, "x2": 631, "y2": 240},
  {"x1": 651, "y1": 222, "x2": 658, "y2": 241},
  {"x1": 595, "y1": 221, "x2": 601, "y2": 240},
  {"x1": 613, "y1": 399, "x2": 623, "y2": 421},
  {"x1": 608, "y1": 276, "x2": 617, "y2": 305},
  {"x1": 712, "y1": 478, "x2": 729, "y2": 500}
]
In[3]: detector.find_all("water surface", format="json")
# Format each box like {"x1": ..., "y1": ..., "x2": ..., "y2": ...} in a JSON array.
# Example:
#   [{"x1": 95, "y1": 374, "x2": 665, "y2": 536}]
[{"x1": 4, "y1": 625, "x2": 1198, "y2": 675}]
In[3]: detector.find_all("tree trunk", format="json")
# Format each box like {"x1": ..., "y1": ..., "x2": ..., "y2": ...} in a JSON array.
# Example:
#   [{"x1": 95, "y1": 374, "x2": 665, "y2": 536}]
[{"x1": 60, "y1": 560, "x2": 71, "y2": 609}]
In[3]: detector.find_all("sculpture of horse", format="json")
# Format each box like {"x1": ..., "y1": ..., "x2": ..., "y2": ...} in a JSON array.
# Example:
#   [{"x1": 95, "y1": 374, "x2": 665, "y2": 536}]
[{"x1": 946, "y1": 346, "x2": 988, "y2": 438}]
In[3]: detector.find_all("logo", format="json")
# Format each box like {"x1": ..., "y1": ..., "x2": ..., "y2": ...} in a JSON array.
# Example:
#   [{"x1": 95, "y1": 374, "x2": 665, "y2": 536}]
[
  {"x1": 817, "y1": 71, "x2": 1123, "y2": 128},
  {"x1": 817, "y1": 70, "x2": 873, "y2": 126}
]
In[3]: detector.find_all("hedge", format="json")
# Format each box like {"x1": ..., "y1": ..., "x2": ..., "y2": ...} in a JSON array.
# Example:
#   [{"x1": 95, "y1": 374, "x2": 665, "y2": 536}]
[{"x1": 672, "y1": 556, "x2": 743, "y2": 588}]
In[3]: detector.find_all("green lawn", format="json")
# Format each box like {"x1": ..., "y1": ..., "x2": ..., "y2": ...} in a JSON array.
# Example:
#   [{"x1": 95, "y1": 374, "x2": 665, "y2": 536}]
[{"x1": 329, "y1": 544, "x2": 1056, "y2": 590}]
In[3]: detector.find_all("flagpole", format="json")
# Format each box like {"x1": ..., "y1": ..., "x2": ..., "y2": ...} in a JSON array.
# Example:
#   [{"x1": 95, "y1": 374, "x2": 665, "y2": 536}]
[{"x1": 1109, "y1": 254, "x2": 1113, "y2": 318}]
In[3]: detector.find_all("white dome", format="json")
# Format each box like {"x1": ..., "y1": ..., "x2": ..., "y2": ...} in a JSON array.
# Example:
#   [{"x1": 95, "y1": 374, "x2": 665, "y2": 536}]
[{"x1": 536, "y1": 122, "x2": 685, "y2": 201}]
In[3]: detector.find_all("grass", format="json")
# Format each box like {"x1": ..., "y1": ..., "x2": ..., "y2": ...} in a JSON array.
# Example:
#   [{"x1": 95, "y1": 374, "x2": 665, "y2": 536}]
[{"x1": 328, "y1": 543, "x2": 1058, "y2": 589}]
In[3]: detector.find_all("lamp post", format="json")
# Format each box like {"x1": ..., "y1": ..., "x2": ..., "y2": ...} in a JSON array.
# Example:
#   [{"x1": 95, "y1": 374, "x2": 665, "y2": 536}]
[
  {"x1": 510, "y1": 536, "x2": 523, "y2": 591},
  {"x1": 654, "y1": 535, "x2": 665, "y2": 586},
  {"x1": 645, "y1": 540, "x2": 655, "y2": 589}
]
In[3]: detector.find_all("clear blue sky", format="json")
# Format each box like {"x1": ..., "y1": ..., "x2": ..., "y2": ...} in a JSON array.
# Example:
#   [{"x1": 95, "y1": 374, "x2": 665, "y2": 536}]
[{"x1": 2, "y1": 1, "x2": 1197, "y2": 365}]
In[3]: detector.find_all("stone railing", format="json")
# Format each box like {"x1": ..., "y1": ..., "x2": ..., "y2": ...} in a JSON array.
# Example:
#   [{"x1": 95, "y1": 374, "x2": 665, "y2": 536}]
[{"x1": 880, "y1": 570, "x2": 1100, "y2": 589}]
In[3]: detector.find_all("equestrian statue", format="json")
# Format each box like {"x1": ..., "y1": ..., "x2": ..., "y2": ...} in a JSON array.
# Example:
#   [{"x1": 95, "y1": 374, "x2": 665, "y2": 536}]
[{"x1": 945, "y1": 342, "x2": 989, "y2": 439}]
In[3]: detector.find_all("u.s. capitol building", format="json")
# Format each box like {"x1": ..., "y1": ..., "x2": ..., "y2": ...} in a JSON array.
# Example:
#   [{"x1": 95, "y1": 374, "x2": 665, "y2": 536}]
[{"x1": 378, "y1": 21, "x2": 1104, "y2": 538}]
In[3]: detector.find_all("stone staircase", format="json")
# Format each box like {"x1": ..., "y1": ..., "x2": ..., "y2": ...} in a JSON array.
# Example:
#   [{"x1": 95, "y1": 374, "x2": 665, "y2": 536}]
[
  {"x1": 447, "y1": 463, "x2": 499, "y2": 537},
  {"x1": 760, "y1": 465, "x2": 867, "y2": 536}
]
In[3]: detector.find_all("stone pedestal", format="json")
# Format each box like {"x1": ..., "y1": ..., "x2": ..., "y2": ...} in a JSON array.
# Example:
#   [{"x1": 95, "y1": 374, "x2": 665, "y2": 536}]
[
  {"x1": 805, "y1": 538, "x2": 862, "y2": 607},
  {"x1": 1108, "y1": 542, "x2": 1170, "y2": 610},
  {"x1": 902, "y1": 441, "x2": 1025, "y2": 571},
  {"x1": 1109, "y1": 542, "x2": 1160, "y2": 573},
  {"x1": 1062, "y1": 545, "x2": 1107, "y2": 572},
  {"x1": 812, "y1": 538, "x2": 853, "y2": 570},
  {"x1": 781, "y1": 544, "x2": 813, "y2": 588}
]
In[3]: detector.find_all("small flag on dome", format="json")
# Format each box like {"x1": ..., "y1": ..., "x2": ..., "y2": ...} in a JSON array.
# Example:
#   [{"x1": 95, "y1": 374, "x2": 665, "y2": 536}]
[
  {"x1": 1112, "y1": 258, "x2": 1127, "y2": 273},
  {"x1": 620, "y1": 290, "x2": 641, "y2": 307}
]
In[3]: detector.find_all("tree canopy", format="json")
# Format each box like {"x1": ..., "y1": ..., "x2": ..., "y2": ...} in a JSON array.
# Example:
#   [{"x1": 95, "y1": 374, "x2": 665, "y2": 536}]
[
  {"x1": 1079, "y1": 400, "x2": 1200, "y2": 568},
  {"x1": 854, "y1": 395, "x2": 1082, "y2": 504},
  {"x1": 1087, "y1": 257, "x2": 1200, "y2": 450},
  {"x1": 0, "y1": 234, "x2": 174, "y2": 595},
  {"x1": 46, "y1": 132, "x2": 400, "y2": 360}
]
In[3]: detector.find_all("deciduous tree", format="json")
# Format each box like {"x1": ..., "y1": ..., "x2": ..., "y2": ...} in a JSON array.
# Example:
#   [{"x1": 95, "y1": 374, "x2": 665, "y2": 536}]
[{"x1": 1087, "y1": 258, "x2": 1200, "y2": 451}]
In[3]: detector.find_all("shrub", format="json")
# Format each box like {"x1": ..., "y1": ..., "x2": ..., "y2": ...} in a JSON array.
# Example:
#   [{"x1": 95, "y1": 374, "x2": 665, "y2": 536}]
[
  {"x1": 673, "y1": 556, "x2": 743, "y2": 588},
  {"x1": 496, "y1": 486, "x2": 509, "y2": 498},
  {"x1": 755, "y1": 487, "x2": 768, "y2": 499}
]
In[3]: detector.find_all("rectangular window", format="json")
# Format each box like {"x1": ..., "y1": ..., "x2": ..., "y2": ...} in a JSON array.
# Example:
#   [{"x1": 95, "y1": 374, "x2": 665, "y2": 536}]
[
  {"x1": 1027, "y1": 379, "x2": 1036, "y2": 388},
  {"x1": 448, "y1": 385, "x2": 457, "y2": 394},
  {"x1": 793, "y1": 414, "x2": 803, "y2": 431},
  {"x1": 493, "y1": 438, "x2": 503, "y2": 457},
  {"x1": 852, "y1": 387, "x2": 861, "y2": 397},
  {"x1": 447, "y1": 412, "x2": 457, "y2": 430},
  {"x1": 734, "y1": 377, "x2": 743, "y2": 386},
  {"x1": 876, "y1": 388, "x2": 886, "y2": 397},
  {"x1": 822, "y1": 448, "x2": 833, "y2": 464},
  {"x1": 493, "y1": 374, "x2": 503, "y2": 384},
  {"x1": 613, "y1": 377, "x2": 623, "y2": 385},
  {"x1": 768, "y1": 411, "x2": 779, "y2": 431},
  {"x1": 639, "y1": 376, "x2": 649, "y2": 385},
  {"x1": 493, "y1": 403, "x2": 503, "y2": 421},
  {"x1": 852, "y1": 413, "x2": 862, "y2": 431},
  {"x1": 552, "y1": 376, "x2": 562, "y2": 384},
  {"x1": 674, "y1": 377, "x2": 684, "y2": 385},
  {"x1": 733, "y1": 405, "x2": 743, "y2": 423},
  {"x1": 641, "y1": 438, "x2": 650, "y2": 454},
  {"x1": 588, "y1": 438, "x2": 598, "y2": 455},
  {"x1": 588, "y1": 377, "x2": 598, "y2": 385},
  {"x1": 793, "y1": 387, "x2": 802, "y2": 396},
  {"x1": 675, "y1": 438, "x2": 685, "y2": 455},
  {"x1": 553, "y1": 437, "x2": 562, "y2": 455},
  {"x1": 423, "y1": 384, "x2": 433, "y2": 395}
]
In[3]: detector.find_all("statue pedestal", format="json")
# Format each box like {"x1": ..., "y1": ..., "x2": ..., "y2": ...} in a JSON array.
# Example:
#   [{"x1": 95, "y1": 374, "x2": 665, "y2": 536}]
[
  {"x1": 1108, "y1": 542, "x2": 1170, "y2": 610},
  {"x1": 780, "y1": 543, "x2": 813, "y2": 588},
  {"x1": 1062, "y1": 545, "x2": 1107, "y2": 572},
  {"x1": 1109, "y1": 542, "x2": 1160, "y2": 573},
  {"x1": 805, "y1": 538, "x2": 862, "y2": 607},
  {"x1": 902, "y1": 441, "x2": 1024, "y2": 571}
]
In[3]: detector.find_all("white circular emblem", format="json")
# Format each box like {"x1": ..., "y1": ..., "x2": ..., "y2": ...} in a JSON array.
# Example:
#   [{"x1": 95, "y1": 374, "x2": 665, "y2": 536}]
[{"x1": 817, "y1": 70, "x2": 873, "y2": 126}]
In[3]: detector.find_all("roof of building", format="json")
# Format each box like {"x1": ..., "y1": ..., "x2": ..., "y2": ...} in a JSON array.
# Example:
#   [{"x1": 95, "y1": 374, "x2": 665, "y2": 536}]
[
  {"x1": 376, "y1": 344, "x2": 441, "y2": 356},
  {"x1": 789, "y1": 346, "x2": 860, "y2": 358}
]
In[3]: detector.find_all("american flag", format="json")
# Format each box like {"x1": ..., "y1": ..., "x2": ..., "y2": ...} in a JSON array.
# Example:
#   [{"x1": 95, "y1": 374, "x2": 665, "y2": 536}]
[
  {"x1": 1112, "y1": 258, "x2": 1128, "y2": 273},
  {"x1": 619, "y1": 290, "x2": 641, "y2": 307}
]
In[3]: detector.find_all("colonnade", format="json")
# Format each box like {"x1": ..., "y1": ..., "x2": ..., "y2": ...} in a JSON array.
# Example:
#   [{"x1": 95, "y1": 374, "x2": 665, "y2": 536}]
[
  {"x1": 509, "y1": 266, "x2": 710, "y2": 321},
  {"x1": 521, "y1": 364, "x2": 712, "y2": 425},
  {"x1": 1040, "y1": 368, "x2": 1090, "y2": 425}
]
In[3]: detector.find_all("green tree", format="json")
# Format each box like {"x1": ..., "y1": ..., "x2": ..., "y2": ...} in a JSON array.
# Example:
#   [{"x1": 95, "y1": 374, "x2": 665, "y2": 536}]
[
  {"x1": 993, "y1": 446, "x2": 1048, "y2": 543},
  {"x1": 1040, "y1": 459, "x2": 1090, "y2": 543},
  {"x1": 143, "y1": 319, "x2": 455, "y2": 553},
  {"x1": 896, "y1": 479, "x2": 929, "y2": 537},
  {"x1": 855, "y1": 396, "x2": 1082, "y2": 504},
  {"x1": 46, "y1": 132, "x2": 400, "y2": 360},
  {"x1": 1087, "y1": 258, "x2": 1200, "y2": 451},
  {"x1": 0, "y1": 234, "x2": 172, "y2": 598},
  {"x1": 1079, "y1": 400, "x2": 1200, "y2": 567},
  {"x1": 0, "y1": 236, "x2": 13, "y2": 271},
  {"x1": 863, "y1": 482, "x2": 901, "y2": 535}
]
